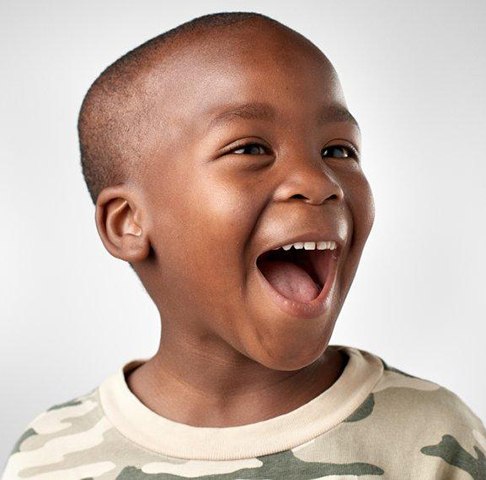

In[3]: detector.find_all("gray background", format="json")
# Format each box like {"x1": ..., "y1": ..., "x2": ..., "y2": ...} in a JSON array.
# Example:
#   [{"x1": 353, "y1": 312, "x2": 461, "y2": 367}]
[{"x1": 1, "y1": 0, "x2": 485, "y2": 467}]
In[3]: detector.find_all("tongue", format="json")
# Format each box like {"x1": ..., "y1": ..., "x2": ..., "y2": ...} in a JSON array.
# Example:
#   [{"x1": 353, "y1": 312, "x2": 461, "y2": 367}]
[{"x1": 259, "y1": 260, "x2": 320, "y2": 302}]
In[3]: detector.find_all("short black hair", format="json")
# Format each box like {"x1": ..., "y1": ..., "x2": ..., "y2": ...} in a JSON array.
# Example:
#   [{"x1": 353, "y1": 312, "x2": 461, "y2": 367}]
[{"x1": 78, "y1": 11, "x2": 284, "y2": 205}]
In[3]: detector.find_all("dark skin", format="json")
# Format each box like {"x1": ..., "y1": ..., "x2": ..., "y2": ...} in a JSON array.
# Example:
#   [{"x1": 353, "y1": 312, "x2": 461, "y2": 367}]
[{"x1": 94, "y1": 21, "x2": 375, "y2": 427}]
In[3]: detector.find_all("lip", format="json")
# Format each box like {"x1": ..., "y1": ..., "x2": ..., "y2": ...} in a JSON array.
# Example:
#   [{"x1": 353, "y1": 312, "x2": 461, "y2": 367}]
[{"x1": 255, "y1": 244, "x2": 340, "y2": 320}]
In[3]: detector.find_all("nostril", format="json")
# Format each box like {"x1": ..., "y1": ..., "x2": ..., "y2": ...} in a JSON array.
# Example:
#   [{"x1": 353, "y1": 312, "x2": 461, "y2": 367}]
[{"x1": 291, "y1": 193, "x2": 339, "y2": 204}]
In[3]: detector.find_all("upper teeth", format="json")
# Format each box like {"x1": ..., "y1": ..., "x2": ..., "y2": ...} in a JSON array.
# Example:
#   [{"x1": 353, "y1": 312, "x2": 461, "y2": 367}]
[{"x1": 273, "y1": 241, "x2": 337, "y2": 251}]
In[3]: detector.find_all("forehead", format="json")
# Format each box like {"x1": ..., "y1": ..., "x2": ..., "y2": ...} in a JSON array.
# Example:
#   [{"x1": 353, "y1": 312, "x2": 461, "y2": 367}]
[
  {"x1": 151, "y1": 24, "x2": 344, "y2": 112},
  {"x1": 142, "y1": 23, "x2": 356, "y2": 142}
]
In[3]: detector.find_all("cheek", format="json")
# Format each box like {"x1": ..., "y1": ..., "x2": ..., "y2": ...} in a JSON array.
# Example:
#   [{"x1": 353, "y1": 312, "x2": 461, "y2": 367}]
[
  {"x1": 196, "y1": 182, "x2": 255, "y2": 240},
  {"x1": 171, "y1": 172, "x2": 261, "y2": 281},
  {"x1": 189, "y1": 167, "x2": 264, "y2": 240},
  {"x1": 331, "y1": 172, "x2": 375, "y2": 309},
  {"x1": 346, "y1": 171, "x2": 375, "y2": 246}
]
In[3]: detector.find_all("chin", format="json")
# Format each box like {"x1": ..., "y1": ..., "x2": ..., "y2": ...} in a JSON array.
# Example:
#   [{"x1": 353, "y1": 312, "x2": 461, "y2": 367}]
[{"x1": 248, "y1": 331, "x2": 332, "y2": 371}]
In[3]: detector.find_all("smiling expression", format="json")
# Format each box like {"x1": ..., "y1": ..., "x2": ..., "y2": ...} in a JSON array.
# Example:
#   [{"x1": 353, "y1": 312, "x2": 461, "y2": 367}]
[{"x1": 129, "y1": 20, "x2": 375, "y2": 370}]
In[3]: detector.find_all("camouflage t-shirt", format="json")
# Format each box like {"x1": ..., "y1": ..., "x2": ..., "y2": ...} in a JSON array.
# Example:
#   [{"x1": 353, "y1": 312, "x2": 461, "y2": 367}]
[{"x1": 2, "y1": 345, "x2": 485, "y2": 479}]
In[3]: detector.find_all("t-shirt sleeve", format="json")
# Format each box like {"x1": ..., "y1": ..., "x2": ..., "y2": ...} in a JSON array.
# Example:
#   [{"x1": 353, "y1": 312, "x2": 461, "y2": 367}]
[
  {"x1": 1, "y1": 392, "x2": 99, "y2": 480},
  {"x1": 414, "y1": 386, "x2": 486, "y2": 479},
  {"x1": 2, "y1": 417, "x2": 42, "y2": 480}
]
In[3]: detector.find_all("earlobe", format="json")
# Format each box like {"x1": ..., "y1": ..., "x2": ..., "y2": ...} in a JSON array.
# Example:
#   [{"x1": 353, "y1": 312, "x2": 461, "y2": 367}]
[{"x1": 95, "y1": 186, "x2": 150, "y2": 263}]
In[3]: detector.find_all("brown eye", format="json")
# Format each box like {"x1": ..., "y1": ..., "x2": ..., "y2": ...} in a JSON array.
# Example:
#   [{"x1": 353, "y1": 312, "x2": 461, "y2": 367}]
[
  {"x1": 232, "y1": 143, "x2": 267, "y2": 155},
  {"x1": 321, "y1": 145, "x2": 356, "y2": 159}
]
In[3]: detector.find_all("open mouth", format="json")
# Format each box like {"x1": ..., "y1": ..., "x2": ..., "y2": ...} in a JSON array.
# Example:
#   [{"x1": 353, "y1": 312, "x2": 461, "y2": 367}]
[{"x1": 256, "y1": 246, "x2": 334, "y2": 304}]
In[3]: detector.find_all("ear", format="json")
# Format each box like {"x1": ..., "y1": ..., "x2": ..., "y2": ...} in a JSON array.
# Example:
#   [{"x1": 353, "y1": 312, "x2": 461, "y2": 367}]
[{"x1": 95, "y1": 185, "x2": 150, "y2": 263}]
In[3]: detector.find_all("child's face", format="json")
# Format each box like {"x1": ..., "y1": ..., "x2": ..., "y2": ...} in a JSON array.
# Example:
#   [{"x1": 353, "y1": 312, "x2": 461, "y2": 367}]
[{"x1": 134, "y1": 25, "x2": 374, "y2": 369}]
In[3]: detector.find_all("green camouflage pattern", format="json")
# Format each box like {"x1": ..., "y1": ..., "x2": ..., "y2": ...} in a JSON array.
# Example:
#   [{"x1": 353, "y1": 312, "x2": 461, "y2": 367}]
[{"x1": 2, "y1": 357, "x2": 485, "y2": 479}]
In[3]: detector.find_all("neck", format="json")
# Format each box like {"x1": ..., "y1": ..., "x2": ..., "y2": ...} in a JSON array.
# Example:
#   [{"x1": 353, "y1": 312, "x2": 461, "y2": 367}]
[{"x1": 126, "y1": 336, "x2": 346, "y2": 427}]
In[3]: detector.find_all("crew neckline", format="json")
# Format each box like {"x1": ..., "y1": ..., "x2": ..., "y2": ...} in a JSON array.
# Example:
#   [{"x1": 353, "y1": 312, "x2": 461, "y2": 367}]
[{"x1": 98, "y1": 344, "x2": 384, "y2": 460}]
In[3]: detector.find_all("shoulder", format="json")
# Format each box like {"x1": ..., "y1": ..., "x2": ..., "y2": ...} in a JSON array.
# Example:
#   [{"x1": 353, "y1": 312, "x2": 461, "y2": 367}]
[
  {"x1": 1, "y1": 387, "x2": 112, "y2": 480},
  {"x1": 372, "y1": 356, "x2": 484, "y2": 429},
  {"x1": 365, "y1": 353, "x2": 486, "y2": 478}
]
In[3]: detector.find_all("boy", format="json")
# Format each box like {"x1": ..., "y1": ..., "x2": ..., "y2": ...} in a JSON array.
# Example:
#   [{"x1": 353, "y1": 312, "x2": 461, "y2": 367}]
[{"x1": 2, "y1": 11, "x2": 485, "y2": 480}]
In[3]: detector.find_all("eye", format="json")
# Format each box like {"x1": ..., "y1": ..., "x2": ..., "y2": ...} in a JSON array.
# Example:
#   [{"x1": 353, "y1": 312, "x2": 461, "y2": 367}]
[
  {"x1": 321, "y1": 145, "x2": 358, "y2": 159},
  {"x1": 231, "y1": 143, "x2": 267, "y2": 155}
]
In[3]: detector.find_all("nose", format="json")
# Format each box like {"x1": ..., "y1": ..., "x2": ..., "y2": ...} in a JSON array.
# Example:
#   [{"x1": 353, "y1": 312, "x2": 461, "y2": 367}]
[{"x1": 273, "y1": 151, "x2": 344, "y2": 206}]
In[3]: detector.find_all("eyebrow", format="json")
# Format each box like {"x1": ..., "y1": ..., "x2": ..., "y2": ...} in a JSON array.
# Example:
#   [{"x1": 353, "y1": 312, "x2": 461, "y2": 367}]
[
  {"x1": 321, "y1": 105, "x2": 360, "y2": 131},
  {"x1": 207, "y1": 102, "x2": 360, "y2": 132}
]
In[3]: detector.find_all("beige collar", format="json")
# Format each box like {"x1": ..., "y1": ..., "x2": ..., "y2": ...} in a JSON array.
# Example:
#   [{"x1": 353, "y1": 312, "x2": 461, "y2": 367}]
[{"x1": 98, "y1": 344, "x2": 383, "y2": 460}]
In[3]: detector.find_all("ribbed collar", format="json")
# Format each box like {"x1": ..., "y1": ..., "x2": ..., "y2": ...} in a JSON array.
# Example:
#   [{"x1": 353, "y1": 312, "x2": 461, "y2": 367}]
[{"x1": 98, "y1": 344, "x2": 383, "y2": 460}]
